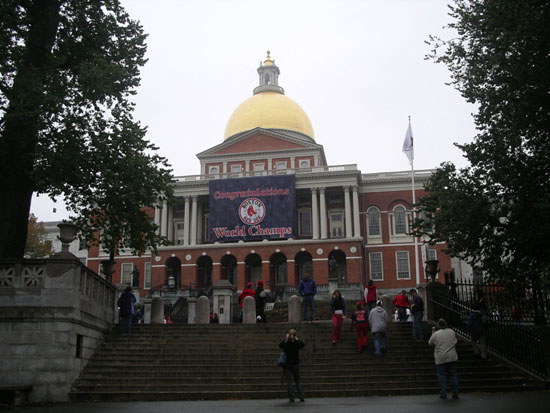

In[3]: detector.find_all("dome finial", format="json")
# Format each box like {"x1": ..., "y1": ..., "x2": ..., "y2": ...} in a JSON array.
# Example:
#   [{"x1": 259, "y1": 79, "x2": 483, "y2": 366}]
[{"x1": 263, "y1": 49, "x2": 274, "y2": 66}]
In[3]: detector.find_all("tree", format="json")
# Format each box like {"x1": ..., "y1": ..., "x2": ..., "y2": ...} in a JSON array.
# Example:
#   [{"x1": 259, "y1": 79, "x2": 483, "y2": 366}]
[
  {"x1": 0, "y1": 0, "x2": 173, "y2": 259},
  {"x1": 414, "y1": 0, "x2": 550, "y2": 287},
  {"x1": 24, "y1": 214, "x2": 53, "y2": 258}
]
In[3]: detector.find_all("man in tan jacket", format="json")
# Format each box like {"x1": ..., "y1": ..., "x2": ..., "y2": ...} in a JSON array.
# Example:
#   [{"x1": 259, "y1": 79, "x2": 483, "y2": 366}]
[{"x1": 428, "y1": 318, "x2": 459, "y2": 399}]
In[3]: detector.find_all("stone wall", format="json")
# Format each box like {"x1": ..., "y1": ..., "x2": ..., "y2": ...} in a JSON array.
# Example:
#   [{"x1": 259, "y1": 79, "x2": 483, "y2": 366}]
[{"x1": 0, "y1": 258, "x2": 116, "y2": 402}]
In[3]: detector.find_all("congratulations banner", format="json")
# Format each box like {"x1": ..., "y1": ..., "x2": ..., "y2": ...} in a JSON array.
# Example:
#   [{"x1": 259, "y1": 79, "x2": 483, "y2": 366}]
[{"x1": 209, "y1": 175, "x2": 296, "y2": 242}]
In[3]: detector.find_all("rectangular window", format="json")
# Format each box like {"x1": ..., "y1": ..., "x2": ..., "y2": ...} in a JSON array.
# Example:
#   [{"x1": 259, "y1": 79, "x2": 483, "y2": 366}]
[
  {"x1": 144, "y1": 262, "x2": 152, "y2": 289},
  {"x1": 328, "y1": 194, "x2": 343, "y2": 204},
  {"x1": 276, "y1": 161, "x2": 287, "y2": 170},
  {"x1": 230, "y1": 165, "x2": 241, "y2": 173},
  {"x1": 204, "y1": 214, "x2": 210, "y2": 241},
  {"x1": 296, "y1": 195, "x2": 310, "y2": 206},
  {"x1": 253, "y1": 163, "x2": 265, "y2": 171},
  {"x1": 369, "y1": 252, "x2": 383, "y2": 281},
  {"x1": 78, "y1": 238, "x2": 87, "y2": 251},
  {"x1": 396, "y1": 251, "x2": 410, "y2": 279},
  {"x1": 121, "y1": 263, "x2": 133, "y2": 285},
  {"x1": 298, "y1": 210, "x2": 312, "y2": 236},
  {"x1": 367, "y1": 209, "x2": 381, "y2": 236},
  {"x1": 175, "y1": 222, "x2": 185, "y2": 245},
  {"x1": 329, "y1": 212, "x2": 344, "y2": 238}
]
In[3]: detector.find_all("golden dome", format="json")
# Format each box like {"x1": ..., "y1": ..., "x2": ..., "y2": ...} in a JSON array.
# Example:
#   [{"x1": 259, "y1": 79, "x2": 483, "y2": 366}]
[{"x1": 224, "y1": 91, "x2": 315, "y2": 140}]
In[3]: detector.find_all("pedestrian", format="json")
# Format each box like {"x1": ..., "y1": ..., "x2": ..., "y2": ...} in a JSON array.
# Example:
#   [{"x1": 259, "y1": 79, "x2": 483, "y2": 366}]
[
  {"x1": 392, "y1": 290, "x2": 410, "y2": 322},
  {"x1": 410, "y1": 289, "x2": 424, "y2": 341},
  {"x1": 329, "y1": 290, "x2": 347, "y2": 344},
  {"x1": 351, "y1": 302, "x2": 368, "y2": 352},
  {"x1": 298, "y1": 271, "x2": 317, "y2": 322},
  {"x1": 468, "y1": 304, "x2": 487, "y2": 361},
  {"x1": 364, "y1": 280, "x2": 378, "y2": 312},
  {"x1": 369, "y1": 300, "x2": 387, "y2": 356},
  {"x1": 117, "y1": 286, "x2": 136, "y2": 335},
  {"x1": 279, "y1": 328, "x2": 305, "y2": 403},
  {"x1": 210, "y1": 313, "x2": 219, "y2": 323},
  {"x1": 428, "y1": 318, "x2": 459, "y2": 400},
  {"x1": 237, "y1": 282, "x2": 255, "y2": 323},
  {"x1": 255, "y1": 280, "x2": 268, "y2": 323}
]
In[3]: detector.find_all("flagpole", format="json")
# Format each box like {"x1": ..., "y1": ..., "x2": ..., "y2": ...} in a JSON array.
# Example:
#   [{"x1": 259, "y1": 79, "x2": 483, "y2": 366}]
[{"x1": 408, "y1": 116, "x2": 421, "y2": 286}]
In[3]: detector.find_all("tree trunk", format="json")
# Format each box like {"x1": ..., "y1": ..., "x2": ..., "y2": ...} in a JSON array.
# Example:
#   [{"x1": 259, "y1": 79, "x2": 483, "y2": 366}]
[{"x1": 0, "y1": 0, "x2": 61, "y2": 259}]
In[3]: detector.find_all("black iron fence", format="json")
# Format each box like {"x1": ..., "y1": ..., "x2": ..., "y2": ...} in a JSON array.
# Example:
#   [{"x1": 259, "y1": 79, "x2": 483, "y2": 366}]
[{"x1": 430, "y1": 278, "x2": 549, "y2": 380}]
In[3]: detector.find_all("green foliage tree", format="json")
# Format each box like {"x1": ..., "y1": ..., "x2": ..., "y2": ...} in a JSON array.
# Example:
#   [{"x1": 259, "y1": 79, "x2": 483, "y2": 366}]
[
  {"x1": 24, "y1": 214, "x2": 53, "y2": 258},
  {"x1": 414, "y1": 0, "x2": 550, "y2": 287},
  {"x1": 0, "y1": 0, "x2": 173, "y2": 259}
]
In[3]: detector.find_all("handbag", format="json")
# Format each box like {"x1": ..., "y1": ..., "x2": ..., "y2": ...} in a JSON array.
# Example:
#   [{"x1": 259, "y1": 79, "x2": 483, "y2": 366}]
[{"x1": 277, "y1": 351, "x2": 287, "y2": 367}]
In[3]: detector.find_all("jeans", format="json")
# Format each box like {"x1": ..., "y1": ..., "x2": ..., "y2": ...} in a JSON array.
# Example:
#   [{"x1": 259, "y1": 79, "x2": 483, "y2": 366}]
[
  {"x1": 373, "y1": 331, "x2": 386, "y2": 356},
  {"x1": 412, "y1": 312, "x2": 424, "y2": 339},
  {"x1": 355, "y1": 324, "x2": 368, "y2": 351},
  {"x1": 303, "y1": 295, "x2": 315, "y2": 321},
  {"x1": 331, "y1": 314, "x2": 344, "y2": 342},
  {"x1": 120, "y1": 314, "x2": 133, "y2": 335},
  {"x1": 397, "y1": 307, "x2": 407, "y2": 322},
  {"x1": 284, "y1": 364, "x2": 305, "y2": 401},
  {"x1": 436, "y1": 362, "x2": 459, "y2": 397}
]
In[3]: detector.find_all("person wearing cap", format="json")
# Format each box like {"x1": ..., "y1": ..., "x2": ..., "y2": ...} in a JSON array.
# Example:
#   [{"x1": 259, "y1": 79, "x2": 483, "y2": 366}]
[
  {"x1": 255, "y1": 280, "x2": 268, "y2": 323},
  {"x1": 392, "y1": 290, "x2": 410, "y2": 322},
  {"x1": 429, "y1": 318, "x2": 459, "y2": 399},
  {"x1": 410, "y1": 288, "x2": 424, "y2": 341},
  {"x1": 369, "y1": 300, "x2": 387, "y2": 356},
  {"x1": 117, "y1": 286, "x2": 136, "y2": 335},
  {"x1": 298, "y1": 271, "x2": 317, "y2": 322},
  {"x1": 238, "y1": 282, "x2": 255, "y2": 322}
]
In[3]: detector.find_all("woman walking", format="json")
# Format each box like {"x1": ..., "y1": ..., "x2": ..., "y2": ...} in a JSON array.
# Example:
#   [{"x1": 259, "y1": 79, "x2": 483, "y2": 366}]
[
  {"x1": 329, "y1": 290, "x2": 347, "y2": 344},
  {"x1": 279, "y1": 328, "x2": 305, "y2": 402}
]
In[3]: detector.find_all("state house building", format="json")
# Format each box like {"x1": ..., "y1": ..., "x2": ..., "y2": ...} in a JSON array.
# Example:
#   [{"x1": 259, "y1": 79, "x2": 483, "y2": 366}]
[{"x1": 87, "y1": 52, "x2": 451, "y2": 299}]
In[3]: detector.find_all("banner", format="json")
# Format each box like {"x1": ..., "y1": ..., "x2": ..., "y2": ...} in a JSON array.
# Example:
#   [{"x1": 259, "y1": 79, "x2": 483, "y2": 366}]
[{"x1": 209, "y1": 175, "x2": 296, "y2": 242}]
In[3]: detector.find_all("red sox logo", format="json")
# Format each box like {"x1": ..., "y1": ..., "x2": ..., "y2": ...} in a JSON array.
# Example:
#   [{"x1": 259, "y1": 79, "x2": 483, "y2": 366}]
[{"x1": 239, "y1": 198, "x2": 266, "y2": 225}]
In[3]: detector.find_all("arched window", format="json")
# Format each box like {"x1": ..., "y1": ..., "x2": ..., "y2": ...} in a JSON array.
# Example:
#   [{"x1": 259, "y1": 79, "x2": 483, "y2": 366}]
[
  {"x1": 367, "y1": 206, "x2": 381, "y2": 236},
  {"x1": 394, "y1": 205, "x2": 407, "y2": 235}
]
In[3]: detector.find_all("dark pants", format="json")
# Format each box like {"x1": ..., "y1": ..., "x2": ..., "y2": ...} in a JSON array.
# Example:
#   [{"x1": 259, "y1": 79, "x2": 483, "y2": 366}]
[
  {"x1": 284, "y1": 364, "x2": 305, "y2": 401},
  {"x1": 436, "y1": 361, "x2": 459, "y2": 398},
  {"x1": 373, "y1": 331, "x2": 386, "y2": 356},
  {"x1": 303, "y1": 295, "x2": 314, "y2": 321},
  {"x1": 120, "y1": 314, "x2": 133, "y2": 335},
  {"x1": 397, "y1": 307, "x2": 408, "y2": 322},
  {"x1": 367, "y1": 301, "x2": 376, "y2": 312},
  {"x1": 412, "y1": 311, "x2": 424, "y2": 339},
  {"x1": 355, "y1": 324, "x2": 368, "y2": 352}
]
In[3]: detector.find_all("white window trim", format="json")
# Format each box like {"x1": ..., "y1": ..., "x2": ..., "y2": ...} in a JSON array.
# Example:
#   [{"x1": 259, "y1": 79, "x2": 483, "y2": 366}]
[
  {"x1": 121, "y1": 263, "x2": 133, "y2": 285},
  {"x1": 144, "y1": 262, "x2": 152, "y2": 289},
  {"x1": 230, "y1": 164, "x2": 242, "y2": 173},
  {"x1": 388, "y1": 205, "x2": 413, "y2": 243},
  {"x1": 328, "y1": 209, "x2": 344, "y2": 239},
  {"x1": 299, "y1": 159, "x2": 310, "y2": 168},
  {"x1": 369, "y1": 251, "x2": 384, "y2": 281},
  {"x1": 174, "y1": 219, "x2": 185, "y2": 245},
  {"x1": 395, "y1": 250, "x2": 411, "y2": 280},
  {"x1": 298, "y1": 208, "x2": 312, "y2": 237},
  {"x1": 253, "y1": 163, "x2": 265, "y2": 171},
  {"x1": 208, "y1": 166, "x2": 219, "y2": 174},
  {"x1": 366, "y1": 206, "x2": 382, "y2": 241},
  {"x1": 275, "y1": 161, "x2": 287, "y2": 170}
]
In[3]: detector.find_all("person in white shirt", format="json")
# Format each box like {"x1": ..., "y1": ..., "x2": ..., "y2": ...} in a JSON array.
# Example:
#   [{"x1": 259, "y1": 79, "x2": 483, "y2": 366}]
[{"x1": 428, "y1": 318, "x2": 459, "y2": 399}]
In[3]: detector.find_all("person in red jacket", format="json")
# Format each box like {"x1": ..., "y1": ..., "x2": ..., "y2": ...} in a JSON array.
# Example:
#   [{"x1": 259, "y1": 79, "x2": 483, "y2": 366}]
[
  {"x1": 392, "y1": 290, "x2": 410, "y2": 323},
  {"x1": 238, "y1": 282, "x2": 255, "y2": 322},
  {"x1": 364, "y1": 280, "x2": 378, "y2": 312}
]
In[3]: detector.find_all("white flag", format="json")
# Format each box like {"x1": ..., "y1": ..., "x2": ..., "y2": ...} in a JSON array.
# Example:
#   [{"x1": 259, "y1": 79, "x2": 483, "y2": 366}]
[{"x1": 402, "y1": 123, "x2": 414, "y2": 165}]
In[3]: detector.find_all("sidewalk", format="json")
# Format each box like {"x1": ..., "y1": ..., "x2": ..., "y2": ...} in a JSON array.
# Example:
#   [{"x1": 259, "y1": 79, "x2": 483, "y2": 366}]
[{"x1": 14, "y1": 391, "x2": 550, "y2": 413}]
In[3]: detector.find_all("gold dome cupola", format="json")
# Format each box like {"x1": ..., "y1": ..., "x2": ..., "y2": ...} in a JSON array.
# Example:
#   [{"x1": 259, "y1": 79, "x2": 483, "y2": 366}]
[{"x1": 253, "y1": 50, "x2": 284, "y2": 95}]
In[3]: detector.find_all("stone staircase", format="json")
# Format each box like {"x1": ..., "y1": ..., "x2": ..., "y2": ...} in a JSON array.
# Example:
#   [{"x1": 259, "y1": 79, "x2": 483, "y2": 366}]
[{"x1": 70, "y1": 322, "x2": 537, "y2": 401}]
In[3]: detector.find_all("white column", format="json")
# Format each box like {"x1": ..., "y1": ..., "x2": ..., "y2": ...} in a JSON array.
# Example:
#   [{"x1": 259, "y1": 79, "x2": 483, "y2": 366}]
[
  {"x1": 344, "y1": 186, "x2": 352, "y2": 238},
  {"x1": 160, "y1": 200, "x2": 168, "y2": 237},
  {"x1": 319, "y1": 187, "x2": 327, "y2": 239},
  {"x1": 183, "y1": 196, "x2": 190, "y2": 245},
  {"x1": 190, "y1": 195, "x2": 198, "y2": 245},
  {"x1": 352, "y1": 185, "x2": 360, "y2": 238},
  {"x1": 197, "y1": 201, "x2": 203, "y2": 243},
  {"x1": 167, "y1": 204, "x2": 174, "y2": 242},
  {"x1": 154, "y1": 202, "x2": 161, "y2": 235},
  {"x1": 311, "y1": 188, "x2": 319, "y2": 240}
]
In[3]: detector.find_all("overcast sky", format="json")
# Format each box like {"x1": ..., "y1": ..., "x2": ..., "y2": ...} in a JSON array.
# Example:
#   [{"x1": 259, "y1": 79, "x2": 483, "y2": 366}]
[{"x1": 31, "y1": 0, "x2": 477, "y2": 222}]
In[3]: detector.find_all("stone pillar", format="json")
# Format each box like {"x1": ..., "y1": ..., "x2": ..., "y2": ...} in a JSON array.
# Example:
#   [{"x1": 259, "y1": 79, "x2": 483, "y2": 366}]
[
  {"x1": 143, "y1": 300, "x2": 152, "y2": 324},
  {"x1": 151, "y1": 297, "x2": 164, "y2": 324},
  {"x1": 190, "y1": 195, "x2": 198, "y2": 246},
  {"x1": 344, "y1": 186, "x2": 352, "y2": 238},
  {"x1": 352, "y1": 185, "x2": 360, "y2": 238},
  {"x1": 319, "y1": 187, "x2": 327, "y2": 239},
  {"x1": 183, "y1": 196, "x2": 190, "y2": 245},
  {"x1": 154, "y1": 204, "x2": 161, "y2": 235},
  {"x1": 167, "y1": 204, "x2": 174, "y2": 242},
  {"x1": 197, "y1": 296, "x2": 210, "y2": 324},
  {"x1": 197, "y1": 201, "x2": 203, "y2": 243},
  {"x1": 311, "y1": 188, "x2": 319, "y2": 240},
  {"x1": 187, "y1": 297, "x2": 197, "y2": 324},
  {"x1": 242, "y1": 295, "x2": 256, "y2": 324},
  {"x1": 160, "y1": 200, "x2": 168, "y2": 237},
  {"x1": 380, "y1": 294, "x2": 393, "y2": 322},
  {"x1": 425, "y1": 282, "x2": 446, "y2": 322},
  {"x1": 212, "y1": 280, "x2": 235, "y2": 324},
  {"x1": 288, "y1": 295, "x2": 301, "y2": 323}
]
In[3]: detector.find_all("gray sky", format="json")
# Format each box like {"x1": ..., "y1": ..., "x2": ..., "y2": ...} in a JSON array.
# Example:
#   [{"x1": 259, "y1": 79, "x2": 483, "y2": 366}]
[{"x1": 31, "y1": 0, "x2": 476, "y2": 222}]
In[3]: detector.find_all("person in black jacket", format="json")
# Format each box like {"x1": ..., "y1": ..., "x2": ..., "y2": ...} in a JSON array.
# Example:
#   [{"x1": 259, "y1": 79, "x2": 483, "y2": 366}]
[{"x1": 279, "y1": 328, "x2": 305, "y2": 402}]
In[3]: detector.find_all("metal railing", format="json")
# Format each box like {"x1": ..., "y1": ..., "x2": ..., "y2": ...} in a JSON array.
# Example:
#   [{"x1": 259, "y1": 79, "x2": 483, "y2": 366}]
[{"x1": 430, "y1": 279, "x2": 549, "y2": 380}]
